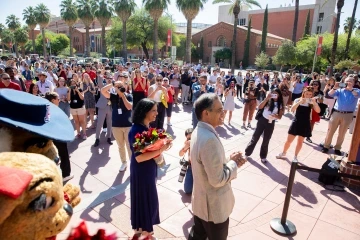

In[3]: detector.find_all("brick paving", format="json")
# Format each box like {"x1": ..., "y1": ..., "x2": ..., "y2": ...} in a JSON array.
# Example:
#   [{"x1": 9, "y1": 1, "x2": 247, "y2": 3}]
[{"x1": 58, "y1": 96, "x2": 360, "y2": 240}]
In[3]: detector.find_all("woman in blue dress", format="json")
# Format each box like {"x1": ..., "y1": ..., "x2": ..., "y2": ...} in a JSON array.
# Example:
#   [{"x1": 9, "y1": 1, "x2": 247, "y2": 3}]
[{"x1": 128, "y1": 98, "x2": 172, "y2": 240}]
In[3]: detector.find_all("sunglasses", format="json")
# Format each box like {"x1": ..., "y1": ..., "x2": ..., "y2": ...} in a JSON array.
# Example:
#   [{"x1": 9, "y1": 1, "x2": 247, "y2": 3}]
[
  {"x1": 2, "y1": 77, "x2": 10, "y2": 80},
  {"x1": 156, "y1": 79, "x2": 163, "y2": 82},
  {"x1": 163, "y1": 80, "x2": 168, "y2": 82},
  {"x1": 312, "y1": 84, "x2": 319, "y2": 86}
]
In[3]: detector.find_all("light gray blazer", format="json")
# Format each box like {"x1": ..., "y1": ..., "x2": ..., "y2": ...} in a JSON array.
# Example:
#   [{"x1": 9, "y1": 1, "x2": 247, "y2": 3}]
[{"x1": 190, "y1": 121, "x2": 238, "y2": 224}]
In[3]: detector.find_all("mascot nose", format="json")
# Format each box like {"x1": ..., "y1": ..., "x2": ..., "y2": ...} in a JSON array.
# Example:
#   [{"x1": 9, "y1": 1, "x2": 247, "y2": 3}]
[{"x1": 63, "y1": 203, "x2": 73, "y2": 216}]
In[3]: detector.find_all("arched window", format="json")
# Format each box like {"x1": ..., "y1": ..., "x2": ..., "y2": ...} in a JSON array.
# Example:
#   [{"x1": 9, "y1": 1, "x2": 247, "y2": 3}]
[{"x1": 216, "y1": 36, "x2": 226, "y2": 47}]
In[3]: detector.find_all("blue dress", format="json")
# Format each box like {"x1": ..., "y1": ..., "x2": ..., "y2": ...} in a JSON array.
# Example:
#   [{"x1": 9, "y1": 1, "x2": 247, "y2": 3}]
[{"x1": 128, "y1": 123, "x2": 160, "y2": 232}]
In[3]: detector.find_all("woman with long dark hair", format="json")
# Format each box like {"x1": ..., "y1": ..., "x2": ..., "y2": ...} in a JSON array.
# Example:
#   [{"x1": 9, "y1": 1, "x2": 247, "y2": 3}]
[
  {"x1": 306, "y1": 80, "x2": 324, "y2": 143},
  {"x1": 277, "y1": 86, "x2": 320, "y2": 161},
  {"x1": 29, "y1": 83, "x2": 43, "y2": 97},
  {"x1": 245, "y1": 89, "x2": 284, "y2": 163},
  {"x1": 128, "y1": 98, "x2": 172, "y2": 240}
]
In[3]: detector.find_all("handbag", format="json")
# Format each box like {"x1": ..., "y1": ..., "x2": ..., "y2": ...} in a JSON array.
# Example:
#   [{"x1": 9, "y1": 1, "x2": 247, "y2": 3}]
[{"x1": 255, "y1": 107, "x2": 265, "y2": 120}]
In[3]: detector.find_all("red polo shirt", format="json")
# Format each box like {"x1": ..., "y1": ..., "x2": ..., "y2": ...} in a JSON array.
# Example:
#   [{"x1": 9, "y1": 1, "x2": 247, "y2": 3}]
[
  {"x1": 0, "y1": 81, "x2": 21, "y2": 91},
  {"x1": 82, "y1": 70, "x2": 96, "y2": 81}
]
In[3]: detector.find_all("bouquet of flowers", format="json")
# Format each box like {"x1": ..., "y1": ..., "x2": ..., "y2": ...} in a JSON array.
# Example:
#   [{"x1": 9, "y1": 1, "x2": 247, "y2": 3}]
[
  {"x1": 66, "y1": 221, "x2": 117, "y2": 240},
  {"x1": 133, "y1": 128, "x2": 172, "y2": 165}
]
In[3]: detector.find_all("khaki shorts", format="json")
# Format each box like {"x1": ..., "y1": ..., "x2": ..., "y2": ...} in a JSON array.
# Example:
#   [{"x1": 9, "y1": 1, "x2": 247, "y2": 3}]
[{"x1": 70, "y1": 107, "x2": 86, "y2": 116}]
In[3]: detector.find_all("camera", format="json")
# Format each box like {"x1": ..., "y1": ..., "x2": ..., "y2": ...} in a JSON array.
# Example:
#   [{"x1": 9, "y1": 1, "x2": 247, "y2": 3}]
[
  {"x1": 119, "y1": 87, "x2": 126, "y2": 93},
  {"x1": 339, "y1": 83, "x2": 346, "y2": 88},
  {"x1": 178, "y1": 158, "x2": 189, "y2": 183},
  {"x1": 69, "y1": 86, "x2": 76, "y2": 89}
]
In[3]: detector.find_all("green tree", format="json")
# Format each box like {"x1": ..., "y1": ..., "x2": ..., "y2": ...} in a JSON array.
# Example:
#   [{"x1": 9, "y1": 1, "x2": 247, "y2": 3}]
[
  {"x1": 93, "y1": 0, "x2": 113, "y2": 57},
  {"x1": 292, "y1": 0, "x2": 299, "y2": 45},
  {"x1": 329, "y1": 0, "x2": 344, "y2": 77},
  {"x1": 23, "y1": 7, "x2": 38, "y2": 54},
  {"x1": 335, "y1": 59, "x2": 356, "y2": 70},
  {"x1": 35, "y1": 4, "x2": 51, "y2": 57},
  {"x1": 77, "y1": 0, "x2": 94, "y2": 57},
  {"x1": 6, "y1": 14, "x2": 21, "y2": 57},
  {"x1": 255, "y1": 51, "x2": 269, "y2": 69},
  {"x1": 260, "y1": 4, "x2": 268, "y2": 53},
  {"x1": 303, "y1": 10, "x2": 311, "y2": 39},
  {"x1": 60, "y1": 0, "x2": 78, "y2": 57},
  {"x1": 25, "y1": 31, "x2": 70, "y2": 55},
  {"x1": 176, "y1": 34, "x2": 186, "y2": 59},
  {"x1": 214, "y1": 48, "x2": 232, "y2": 60},
  {"x1": 176, "y1": 0, "x2": 207, "y2": 63},
  {"x1": 344, "y1": 17, "x2": 358, "y2": 33},
  {"x1": 14, "y1": 27, "x2": 29, "y2": 57},
  {"x1": 113, "y1": 0, "x2": 137, "y2": 60},
  {"x1": 0, "y1": 23, "x2": 5, "y2": 52},
  {"x1": 273, "y1": 39, "x2": 296, "y2": 66},
  {"x1": 243, "y1": 17, "x2": 251, "y2": 68},
  {"x1": 344, "y1": 0, "x2": 358, "y2": 59},
  {"x1": 213, "y1": 0, "x2": 261, "y2": 72},
  {"x1": 2, "y1": 29, "x2": 14, "y2": 49},
  {"x1": 143, "y1": 0, "x2": 170, "y2": 61}
]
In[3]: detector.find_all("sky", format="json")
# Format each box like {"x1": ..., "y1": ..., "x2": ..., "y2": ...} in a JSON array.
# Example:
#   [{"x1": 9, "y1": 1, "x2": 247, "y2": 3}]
[{"x1": 0, "y1": 0, "x2": 358, "y2": 33}]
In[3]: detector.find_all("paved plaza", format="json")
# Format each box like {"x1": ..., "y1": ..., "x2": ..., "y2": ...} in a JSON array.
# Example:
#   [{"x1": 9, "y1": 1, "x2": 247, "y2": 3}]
[{"x1": 58, "y1": 98, "x2": 360, "y2": 240}]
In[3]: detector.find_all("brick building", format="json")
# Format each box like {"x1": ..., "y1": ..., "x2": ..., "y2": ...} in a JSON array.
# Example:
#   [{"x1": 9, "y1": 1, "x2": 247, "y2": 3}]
[
  {"x1": 218, "y1": 0, "x2": 336, "y2": 42},
  {"x1": 192, "y1": 22, "x2": 284, "y2": 66}
]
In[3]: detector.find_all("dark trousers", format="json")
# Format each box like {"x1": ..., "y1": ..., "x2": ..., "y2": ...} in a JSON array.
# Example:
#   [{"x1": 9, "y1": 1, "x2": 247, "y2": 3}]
[
  {"x1": 245, "y1": 116, "x2": 275, "y2": 159},
  {"x1": 236, "y1": 84, "x2": 242, "y2": 98},
  {"x1": 133, "y1": 91, "x2": 146, "y2": 110},
  {"x1": 53, "y1": 141, "x2": 71, "y2": 177},
  {"x1": 188, "y1": 216, "x2": 229, "y2": 240},
  {"x1": 150, "y1": 102, "x2": 166, "y2": 129}
]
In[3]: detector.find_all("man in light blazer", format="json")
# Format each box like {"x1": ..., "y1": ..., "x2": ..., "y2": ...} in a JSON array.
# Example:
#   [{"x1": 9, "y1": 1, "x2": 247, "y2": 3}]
[{"x1": 188, "y1": 93, "x2": 247, "y2": 240}]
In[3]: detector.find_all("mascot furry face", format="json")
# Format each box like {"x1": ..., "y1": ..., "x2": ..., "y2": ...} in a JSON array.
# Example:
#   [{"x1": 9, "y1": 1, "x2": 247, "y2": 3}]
[{"x1": 0, "y1": 152, "x2": 74, "y2": 240}]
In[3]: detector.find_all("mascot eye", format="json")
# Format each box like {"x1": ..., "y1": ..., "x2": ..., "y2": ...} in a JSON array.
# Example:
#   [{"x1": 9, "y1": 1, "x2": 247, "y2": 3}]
[
  {"x1": 29, "y1": 193, "x2": 54, "y2": 211},
  {"x1": 36, "y1": 141, "x2": 47, "y2": 148}
]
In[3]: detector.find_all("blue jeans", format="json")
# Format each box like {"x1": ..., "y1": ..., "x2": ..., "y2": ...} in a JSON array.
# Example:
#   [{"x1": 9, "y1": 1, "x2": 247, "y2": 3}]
[
  {"x1": 184, "y1": 166, "x2": 193, "y2": 194},
  {"x1": 192, "y1": 108, "x2": 198, "y2": 128}
]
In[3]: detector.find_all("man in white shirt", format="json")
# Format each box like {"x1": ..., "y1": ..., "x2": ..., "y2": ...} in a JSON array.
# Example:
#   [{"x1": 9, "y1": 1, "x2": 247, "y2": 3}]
[
  {"x1": 140, "y1": 61, "x2": 148, "y2": 72},
  {"x1": 37, "y1": 71, "x2": 54, "y2": 94},
  {"x1": 46, "y1": 65, "x2": 58, "y2": 85}
]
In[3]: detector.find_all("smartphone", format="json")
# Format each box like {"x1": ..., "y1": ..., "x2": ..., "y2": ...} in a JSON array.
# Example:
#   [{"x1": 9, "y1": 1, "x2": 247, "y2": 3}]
[
  {"x1": 339, "y1": 83, "x2": 346, "y2": 88},
  {"x1": 271, "y1": 94, "x2": 277, "y2": 98},
  {"x1": 70, "y1": 86, "x2": 76, "y2": 89},
  {"x1": 306, "y1": 98, "x2": 312, "y2": 103}
]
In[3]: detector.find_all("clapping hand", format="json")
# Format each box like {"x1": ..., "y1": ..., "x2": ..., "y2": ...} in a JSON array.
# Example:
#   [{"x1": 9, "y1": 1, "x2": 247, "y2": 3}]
[{"x1": 230, "y1": 151, "x2": 247, "y2": 168}]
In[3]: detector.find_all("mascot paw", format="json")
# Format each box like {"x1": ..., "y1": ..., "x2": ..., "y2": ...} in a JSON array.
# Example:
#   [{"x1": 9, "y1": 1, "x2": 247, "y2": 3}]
[{"x1": 63, "y1": 183, "x2": 81, "y2": 208}]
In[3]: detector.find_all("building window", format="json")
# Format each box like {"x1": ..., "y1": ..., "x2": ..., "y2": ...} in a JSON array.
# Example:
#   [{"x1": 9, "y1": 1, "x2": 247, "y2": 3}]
[
  {"x1": 318, "y1": 13, "x2": 324, "y2": 22},
  {"x1": 56, "y1": 22, "x2": 58, "y2": 28},
  {"x1": 316, "y1": 26, "x2": 322, "y2": 34},
  {"x1": 208, "y1": 41, "x2": 212, "y2": 47},
  {"x1": 239, "y1": 18, "x2": 246, "y2": 26},
  {"x1": 216, "y1": 36, "x2": 226, "y2": 47}
]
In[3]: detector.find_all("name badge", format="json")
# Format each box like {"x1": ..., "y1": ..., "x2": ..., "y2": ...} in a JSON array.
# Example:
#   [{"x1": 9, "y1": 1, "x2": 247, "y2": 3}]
[
  {"x1": 118, "y1": 108, "x2": 122, "y2": 115},
  {"x1": 73, "y1": 100, "x2": 77, "y2": 103}
]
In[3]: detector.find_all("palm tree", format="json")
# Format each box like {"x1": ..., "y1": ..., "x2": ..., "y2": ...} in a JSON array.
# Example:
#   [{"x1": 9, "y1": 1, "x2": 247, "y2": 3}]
[
  {"x1": 93, "y1": 0, "x2": 113, "y2": 57},
  {"x1": 60, "y1": 0, "x2": 78, "y2": 57},
  {"x1": 344, "y1": 17, "x2": 358, "y2": 33},
  {"x1": 1, "y1": 29, "x2": 14, "y2": 51},
  {"x1": 143, "y1": 0, "x2": 170, "y2": 62},
  {"x1": 329, "y1": 0, "x2": 344, "y2": 77},
  {"x1": 77, "y1": 0, "x2": 95, "y2": 57},
  {"x1": 23, "y1": 7, "x2": 38, "y2": 54},
  {"x1": 176, "y1": 0, "x2": 207, "y2": 63},
  {"x1": 0, "y1": 23, "x2": 6, "y2": 53},
  {"x1": 34, "y1": 4, "x2": 51, "y2": 57},
  {"x1": 213, "y1": 0, "x2": 261, "y2": 72},
  {"x1": 292, "y1": 0, "x2": 299, "y2": 46},
  {"x1": 344, "y1": 0, "x2": 358, "y2": 59},
  {"x1": 14, "y1": 27, "x2": 29, "y2": 57},
  {"x1": 113, "y1": 0, "x2": 137, "y2": 60},
  {"x1": 6, "y1": 14, "x2": 21, "y2": 57}
]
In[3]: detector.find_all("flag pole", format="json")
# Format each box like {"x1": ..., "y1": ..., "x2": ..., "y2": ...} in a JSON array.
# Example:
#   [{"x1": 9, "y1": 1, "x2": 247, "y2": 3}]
[{"x1": 311, "y1": 36, "x2": 318, "y2": 73}]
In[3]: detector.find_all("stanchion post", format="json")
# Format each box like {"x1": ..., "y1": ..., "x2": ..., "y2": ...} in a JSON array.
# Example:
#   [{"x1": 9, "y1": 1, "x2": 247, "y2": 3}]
[{"x1": 270, "y1": 159, "x2": 298, "y2": 236}]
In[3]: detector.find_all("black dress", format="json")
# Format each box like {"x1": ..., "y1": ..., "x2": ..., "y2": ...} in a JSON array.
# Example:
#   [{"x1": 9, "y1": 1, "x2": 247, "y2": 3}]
[{"x1": 288, "y1": 100, "x2": 312, "y2": 137}]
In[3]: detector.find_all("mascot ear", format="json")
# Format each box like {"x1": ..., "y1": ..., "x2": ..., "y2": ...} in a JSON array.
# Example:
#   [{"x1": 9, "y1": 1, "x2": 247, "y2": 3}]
[{"x1": 0, "y1": 166, "x2": 33, "y2": 225}]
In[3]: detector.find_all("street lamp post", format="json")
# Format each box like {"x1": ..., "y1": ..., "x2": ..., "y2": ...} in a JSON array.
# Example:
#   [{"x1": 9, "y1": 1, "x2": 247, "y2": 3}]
[{"x1": 165, "y1": 12, "x2": 173, "y2": 57}]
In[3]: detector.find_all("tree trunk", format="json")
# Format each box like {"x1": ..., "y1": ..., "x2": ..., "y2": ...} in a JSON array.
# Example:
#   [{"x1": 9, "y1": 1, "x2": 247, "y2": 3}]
[
  {"x1": 69, "y1": 26, "x2": 73, "y2": 57},
  {"x1": 292, "y1": 0, "x2": 299, "y2": 45},
  {"x1": 102, "y1": 25, "x2": 106, "y2": 57},
  {"x1": 153, "y1": 19, "x2": 159, "y2": 61},
  {"x1": 42, "y1": 27, "x2": 47, "y2": 57},
  {"x1": 232, "y1": 14, "x2": 238, "y2": 73},
  {"x1": 2, "y1": 44, "x2": 5, "y2": 54},
  {"x1": 185, "y1": 18, "x2": 192, "y2": 63},
  {"x1": 329, "y1": 7, "x2": 343, "y2": 77},
  {"x1": 344, "y1": 0, "x2": 358, "y2": 59},
  {"x1": 32, "y1": 29, "x2": 36, "y2": 54},
  {"x1": 14, "y1": 43, "x2": 19, "y2": 58},
  {"x1": 21, "y1": 45, "x2": 25, "y2": 57},
  {"x1": 122, "y1": 20, "x2": 127, "y2": 60},
  {"x1": 85, "y1": 26, "x2": 90, "y2": 57},
  {"x1": 141, "y1": 42, "x2": 149, "y2": 60}
]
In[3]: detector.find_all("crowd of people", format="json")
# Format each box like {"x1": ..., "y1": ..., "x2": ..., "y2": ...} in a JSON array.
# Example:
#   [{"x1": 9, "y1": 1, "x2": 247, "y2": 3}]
[{"x1": 0, "y1": 54, "x2": 359, "y2": 240}]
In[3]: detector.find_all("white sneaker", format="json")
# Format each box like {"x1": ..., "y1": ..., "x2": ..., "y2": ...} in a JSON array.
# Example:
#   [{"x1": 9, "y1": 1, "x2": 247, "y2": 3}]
[
  {"x1": 293, "y1": 156, "x2": 299, "y2": 162},
  {"x1": 167, "y1": 122, "x2": 172, "y2": 126},
  {"x1": 63, "y1": 175, "x2": 74, "y2": 182},
  {"x1": 276, "y1": 152, "x2": 286, "y2": 159},
  {"x1": 119, "y1": 162, "x2": 127, "y2": 172},
  {"x1": 261, "y1": 158, "x2": 267, "y2": 163},
  {"x1": 102, "y1": 128, "x2": 107, "y2": 133}
]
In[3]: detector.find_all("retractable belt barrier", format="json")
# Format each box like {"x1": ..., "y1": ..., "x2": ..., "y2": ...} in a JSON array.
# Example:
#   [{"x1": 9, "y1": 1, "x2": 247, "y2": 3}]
[{"x1": 270, "y1": 160, "x2": 360, "y2": 236}]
